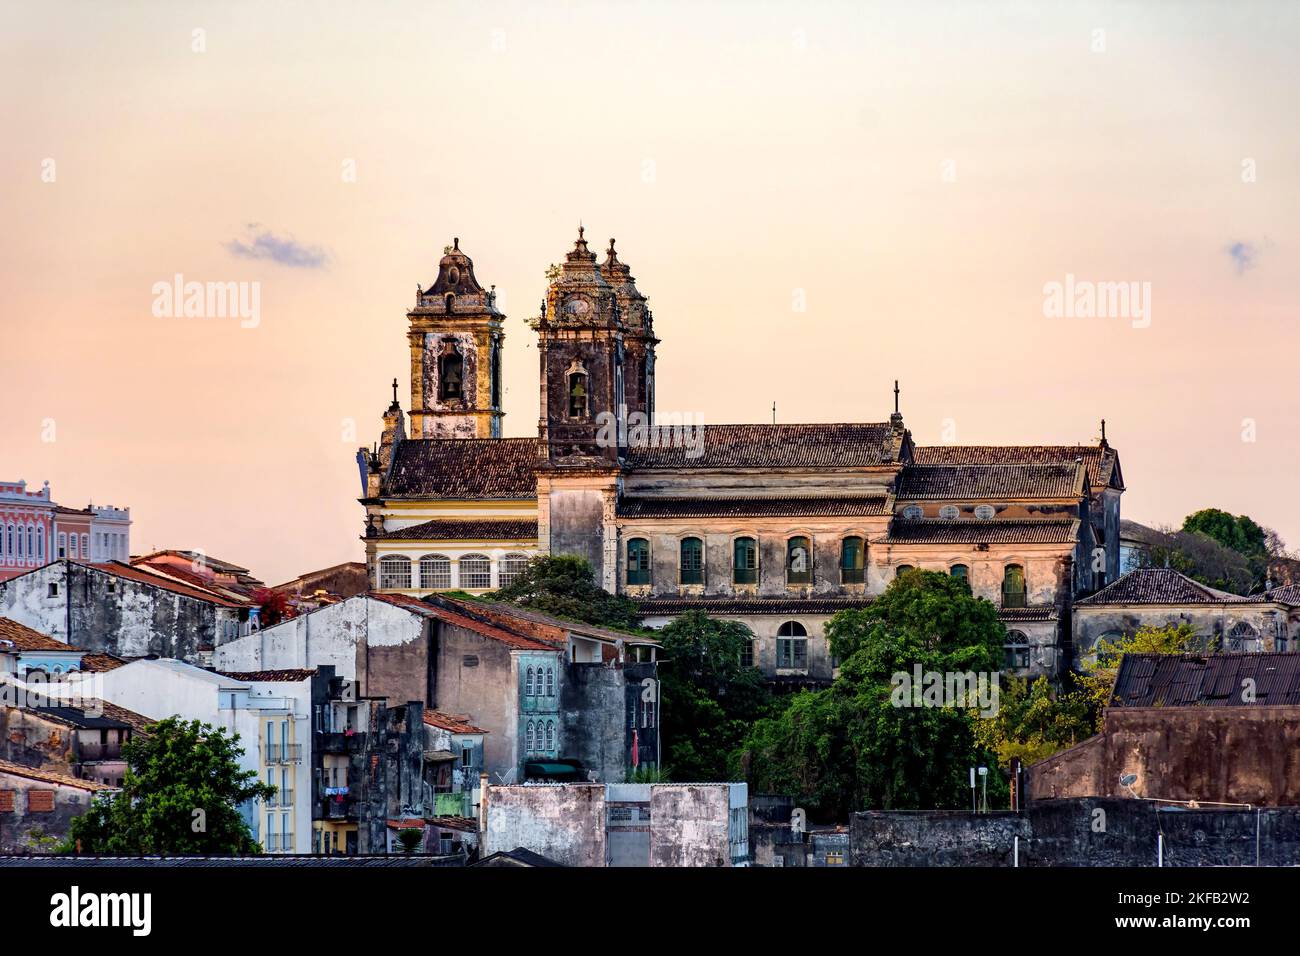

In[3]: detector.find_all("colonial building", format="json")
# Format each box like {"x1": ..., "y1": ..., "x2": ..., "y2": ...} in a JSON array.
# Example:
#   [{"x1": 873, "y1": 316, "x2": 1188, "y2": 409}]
[
  {"x1": 359, "y1": 233, "x2": 1126, "y2": 683},
  {"x1": 0, "y1": 480, "x2": 54, "y2": 582}
]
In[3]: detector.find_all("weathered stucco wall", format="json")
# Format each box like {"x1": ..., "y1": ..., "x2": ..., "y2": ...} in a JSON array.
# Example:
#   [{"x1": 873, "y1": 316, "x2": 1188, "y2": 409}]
[
  {"x1": 0, "y1": 563, "x2": 231, "y2": 661},
  {"x1": 0, "y1": 774, "x2": 101, "y2": 853},
  {"x1": 483, "y1": 783, "x2": 607, "y2": 866},
  {"x1": 1073, "y1": 604, "x2": 1287, "y2": 664},
  {"x1": 1028, "y1": 706, "x2": 1300, "y2": 806},
  {"x1": 650, "y1": 784, "x2": 731, "y2": 867}
]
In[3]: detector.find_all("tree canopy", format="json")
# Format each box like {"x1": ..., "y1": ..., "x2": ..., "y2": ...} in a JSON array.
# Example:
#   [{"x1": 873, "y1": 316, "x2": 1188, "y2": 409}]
[
  {"x1": 64, "y1": 716, "x2": 274, "y2": 855},
  {"x1": 488, "y1": 554, "x2": 643, "y2": 631},
  {"x1": 655, "y1": 610, "x2": 774, "y2": 782},
  {"x1": 737, "y1": 569, "x2": 1007, "y2": 817}
]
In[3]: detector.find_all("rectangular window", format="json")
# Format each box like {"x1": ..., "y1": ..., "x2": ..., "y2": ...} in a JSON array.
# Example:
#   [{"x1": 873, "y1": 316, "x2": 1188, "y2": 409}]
[
  {"x1": 0, "y1": 790, "x2": 14, "y2": 812},
  {"x1": 626, "y1": 539, "x2": 651, "y2": 585},
  {"x1": 740, "y1": 639, "x2": 755, "y2": 668},
  {"x1": 27, "y1": 790, "x2": 55, "y2": 813},
  {"x1": 776, "y1": 638, "x2": 808, "y2": 670},
  {"x1": 733, "y1": 538, "x2": 758, "y2": 585},
  {"x1": 461, "y1": 746, "x2": 472, "y2": 768},
  {"x1": 840, "y1": 538, "x2": 865, "y2": 584},
  {"x1": 679, "y1": 538, "x2": 704, "y2": 585},
  {"x1": 786, "y1": 537, "x2": 812, "y2": 585}
]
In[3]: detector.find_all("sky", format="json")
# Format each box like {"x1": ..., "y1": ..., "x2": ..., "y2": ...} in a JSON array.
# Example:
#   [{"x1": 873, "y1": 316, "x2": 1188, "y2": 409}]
[{"x1": 1, "y1": 0, "x2": 1298, "y2": 585}]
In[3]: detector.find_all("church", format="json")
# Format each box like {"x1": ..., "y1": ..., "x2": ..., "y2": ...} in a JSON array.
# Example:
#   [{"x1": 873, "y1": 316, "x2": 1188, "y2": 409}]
[{"x1": 357, "y1": 232, "x2": 1125, "y2": 686}]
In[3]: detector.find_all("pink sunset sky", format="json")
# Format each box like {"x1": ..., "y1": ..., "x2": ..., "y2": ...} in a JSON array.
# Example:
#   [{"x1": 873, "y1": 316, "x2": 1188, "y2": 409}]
[{"x1": 2, "y1": 1, "x2": 1298, "y2": 585}]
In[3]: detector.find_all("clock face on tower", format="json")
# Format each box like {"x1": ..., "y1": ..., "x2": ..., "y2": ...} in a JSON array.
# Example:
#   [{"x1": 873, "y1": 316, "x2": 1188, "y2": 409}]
[{"x1": 561, "y1": 296, "x2": 591, "y2": 318}]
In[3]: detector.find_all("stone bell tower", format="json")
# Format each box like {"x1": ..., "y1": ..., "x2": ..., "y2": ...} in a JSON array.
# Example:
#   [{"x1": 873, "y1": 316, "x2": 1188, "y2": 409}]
[
  {"x1": 407, "y1": 239, "x2": 505, "y2": 439},
  {"x1": 529, "y1": 227, "x2": 627, "y2": 461}
]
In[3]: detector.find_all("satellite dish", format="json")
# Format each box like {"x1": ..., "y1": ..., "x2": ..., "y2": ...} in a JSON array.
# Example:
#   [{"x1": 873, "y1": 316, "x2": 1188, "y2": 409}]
[{"x1": 1120, "y1": 772, "x2": 1138, "y2": 788}]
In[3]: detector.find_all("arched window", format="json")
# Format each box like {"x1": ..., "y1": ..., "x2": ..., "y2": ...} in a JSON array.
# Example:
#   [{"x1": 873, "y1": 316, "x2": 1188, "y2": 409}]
[
  {"x1": 776, "y1": 621, "x2": 808, "y2": 670},
  {"x1": 378, "y1": 555, "x2": 412, "y2": 590},
  {"x1": 499, "y1": 553, "x2": 529, "y2": 588},
  {"x1": 733, "y1": 537, "x2": 758, "y2": 585},
  {"x1": 840, "y1": 537, "x2": 865, "y2": 584},
  {"x1": 36, "y1": 527, "x2": 44, "y2": 562},
  {"x1": 545, "y1": 666, "x2": 555, "y2": 697},
  {"x1": 459, "y1": 554, "x2": 491, "y2": 589},
  {"x1": 526, "y1": 721, "x2": 535, "y2": 754},
  {"x1": 626, "y1": 538, "x2": 650, "y2": 585},
  {"x1": 679, "y1": 537, "x2": 704, "y2": 585},
  {"x1": 544, "y1": 721, "x2": 554, "y2": 751},
  {"x1": 568, "y1": 371, "x2": 589, "y2": 418},
  {"x1": 901, "y1": 504, "x2": 923, "y2": 520},
  {"x1": 786, "y1": 537, "x2": 812, "y2": 585},
  {"x1": 525, "y1": 666, "x2": 535, "y2": 697},
  {"x1": 1004, "y1": 631, "x2": 1031, "y2": 670},
  {"x1": 950, "y1": 564, "x2": 969, "y2": 583},
  {"x1": 16, "y1": 525, "x2": 23, "y2": 558},
  {"x1": 420, "y1": 554, "x2": 451, "y2": 590},
  {"x1": 896, "y1": 564, "x2": 915, "y2": 577},
  {"x1": 1002, "y1": 564, "x2": 1026, "y2": 608},
  {"x1": 438, "y1": 340, "x2": 464, "y2": 400},
  {"x1": 1226, "y1": 621, "x2": 1260, "y2": 652},
  {"x1": 57, "y1": 532, "x2": 66, "y2": 559}
]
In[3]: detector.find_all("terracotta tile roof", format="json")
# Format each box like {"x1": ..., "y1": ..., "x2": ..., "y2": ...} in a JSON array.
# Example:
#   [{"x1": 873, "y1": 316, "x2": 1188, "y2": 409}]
[
  {"x1": 86, "y1": 561, "x2": 245, "y2": 608},
  {"x1": 914, "y1": 443, "x2": 1122, "y2": 491},
  {"x1": 1112, "y1": 653, "x2": 1300, "y2": 707},
  {"x1": 625, "y1": 423, "x2": 901, "y2": 469},
  {"x1": 129, "y1": 561, "x2": 258, "y2": 605},
  {"x1": 78, "y1": 653, "x2": 127, "y2": 673},
  {"x1": 385, "y1": 438, "x2": 539, "y2": 499},
  {"x1": 370, "y1": 593, "x2": 558, "y2": 652},
  {"x1": 423, "y1": 710, "x2": 489, "y2": 735},
  {"x1": 433, "y1": 596, "x2": 658, "y2": 647},
  {"x1": 886, "y1": 519, "x2": 1077, "y2": 544},
  {"x1": 31, "y1": 701, "x2": 155, "y2": 737},
  {"x1": 375, "y1": 518, "x2": 538, "y2": 541},
  {"x1": 0, "y1": 618, "x2": 73, "y2": 652},
  {"x1": 1261, "y1": 583, "x2": 1300, "y2": 605},
  {"x1": 0, "y1": 757, "x2": 113, "y2": 791},
  {"x1": 618, "y1": 496, "x2": 890, "y2": 519},
  {"x1": 216, "y1": 669, "x2": 317, "y2": 683},
  {"x1": 1075, "y1": 568, "x2": 1254, "y2": 606},
  {"x1": 896, "y1": 463, "x2": 1083, "y2": 500},
  {"x1": 998, "y1": 607, "x2": 1057, "y2": 622},
  {"x1": 637, "y1": 596, "x2": 875, "y2": 615}
]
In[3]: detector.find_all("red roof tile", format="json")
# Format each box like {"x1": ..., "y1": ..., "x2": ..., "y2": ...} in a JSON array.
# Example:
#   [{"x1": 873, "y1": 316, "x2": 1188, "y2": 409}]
[
  {"x1": 625, "y1": 423, "x2": 901, "y2": 469},
  {"x1": 0, "y1": 618, "x2": 74, "y2": 652},
  {"x1": 385, "y1": 438, "x2": 540, "y2": 499},
  {"x1": 423, "y1": 710, "x2": 489, "y2": 735},
  {"x1": 374, "y1": 518, "x2": 538, "y2": 541},
  {"x1": 0, "y1": 757, "x2": 113, "y2": 791},
  {"x1": 618, "y1": 496, "x2": 890, "y2": 518},
  {"x1": 87, "y1": 561, "x2": 245, "y2": 608}
]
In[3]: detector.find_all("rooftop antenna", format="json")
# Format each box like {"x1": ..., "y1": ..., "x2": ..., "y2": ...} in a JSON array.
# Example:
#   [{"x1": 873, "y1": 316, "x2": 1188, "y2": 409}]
[{"x1": 772, "y1": 401, "x2": 776, "y2": 425}]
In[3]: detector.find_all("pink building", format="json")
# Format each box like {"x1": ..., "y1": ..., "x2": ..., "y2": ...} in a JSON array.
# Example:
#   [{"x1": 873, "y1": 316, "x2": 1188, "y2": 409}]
[{"x1": 0, "y1": 480, "x2": 56, "y2": 582}]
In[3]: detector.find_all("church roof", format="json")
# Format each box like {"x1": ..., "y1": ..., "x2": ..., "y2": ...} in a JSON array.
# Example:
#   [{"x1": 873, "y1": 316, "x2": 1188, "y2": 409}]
[
  {"x1": 385, "y1": 438, "x2": 539, "y2": 499},
  {"x1": 896, "y1": 463, "x2": 1085, "y2": 500},
  {"x1": 624, "y1": 423, "x2": 902, "y2": 470},
  {"x1": 373, "y1": 518, "x2": 538, "y2": 541},
  {"x1": 1075, "y1": 567, "x2": 1255, "y2": 606},
  {"x1": 886, "y1": 518, "x2": 1077, "y2": 544},
  {"x1": 913, "y1": 443, "x2": 1121, "y2": 491},
  {"x1": 618, "y1": 496, "x2": 889, "y2": 519}
]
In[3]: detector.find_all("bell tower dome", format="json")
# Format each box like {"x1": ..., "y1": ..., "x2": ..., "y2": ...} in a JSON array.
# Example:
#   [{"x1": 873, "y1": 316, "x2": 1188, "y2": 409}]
[{"x1": 406, "y1": 238, "x2": 505, "y2": 439}]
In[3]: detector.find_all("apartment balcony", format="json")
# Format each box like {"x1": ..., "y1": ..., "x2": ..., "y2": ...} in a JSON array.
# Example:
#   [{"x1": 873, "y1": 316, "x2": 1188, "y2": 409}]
[
  {"x1": 279, "y1": 789, "x2": 294, "y2": 807},
  {"x1": 266, "y1": 743, "x2": 303, "y2": 764},
  {"x1": 266, "y1": 833, "x2": 281, "y2": 852}
]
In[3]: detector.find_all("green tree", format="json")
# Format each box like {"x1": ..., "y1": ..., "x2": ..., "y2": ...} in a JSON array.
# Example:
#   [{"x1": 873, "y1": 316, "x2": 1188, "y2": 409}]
[
  {"x1": 1182, "y1": 509, "x2": 1269, "y2": 558},
  {"x1": 656, "y1": 610, "x2": 773, "y2": 781},
  {"x1": 977, "y1": 622, "x2": 1197, "y2": 769},
  {"x1": 63, "y1": 716, "x2": 274, "y2": 855},
  {"x1": 488, "y1": 554, "x2": 642, "y2": 631},
  {"x1": 736, "y1": 570, "x2": 1007, "y2": 817}
]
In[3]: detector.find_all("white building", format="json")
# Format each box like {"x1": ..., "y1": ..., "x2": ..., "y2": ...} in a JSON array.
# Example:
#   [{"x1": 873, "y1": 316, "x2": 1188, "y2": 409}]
[
  {"x1": 89, "y1": 505, "x2": 131, "y2": 562},
  {"x1": 94, "y1": 658, "x2": 313, "y2": 854}
]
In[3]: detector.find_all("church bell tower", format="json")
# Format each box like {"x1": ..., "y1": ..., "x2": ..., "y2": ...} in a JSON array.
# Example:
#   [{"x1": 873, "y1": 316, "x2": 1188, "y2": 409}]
[{"x1": 407, "y1": 239, "x2": 504, "y2": 439}]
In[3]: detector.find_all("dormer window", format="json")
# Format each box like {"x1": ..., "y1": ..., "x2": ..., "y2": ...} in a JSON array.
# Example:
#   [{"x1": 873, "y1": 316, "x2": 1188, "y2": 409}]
[
  {"x1": 975, "y1": 505, "x2": 996, "y2": 519},
  {"x1": 902, "y1": 505, "x2": 923, "y2": 520}
]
